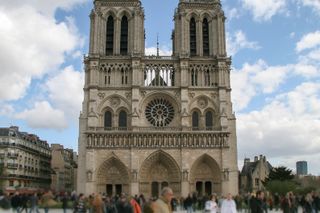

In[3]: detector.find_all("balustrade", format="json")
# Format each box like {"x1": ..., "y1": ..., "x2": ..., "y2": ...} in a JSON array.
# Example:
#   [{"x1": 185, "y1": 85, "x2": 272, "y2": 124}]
[{"x1": 86, "y1": 132, "x2": 229, "y2": 149}]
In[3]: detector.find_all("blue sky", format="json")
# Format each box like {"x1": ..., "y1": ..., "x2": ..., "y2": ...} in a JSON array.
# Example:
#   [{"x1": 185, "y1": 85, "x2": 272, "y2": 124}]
[{"x1": 0, "y1": 0, "x2": 320, "y2": 175}]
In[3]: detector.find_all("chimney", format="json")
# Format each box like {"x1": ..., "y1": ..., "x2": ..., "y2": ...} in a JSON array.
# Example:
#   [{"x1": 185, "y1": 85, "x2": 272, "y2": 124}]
[
  {"x1": 10, "y1": 126, "x2": 19, "y2": 131},
  {"x1": 244, "y1": 158, "x2": 250, "y2": 165}
]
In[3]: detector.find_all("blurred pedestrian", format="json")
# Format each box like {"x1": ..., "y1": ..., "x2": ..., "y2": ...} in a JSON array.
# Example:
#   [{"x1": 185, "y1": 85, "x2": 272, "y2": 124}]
[
  {"x1": 28, "y1": 193, "x2": 40, "y2": 213},
  {"x1": 205, "y1": 194, "x2": 218, "y2": 213},
  {"x1": 92, "y1": 194, "x2": 105, "y2": 213},
  {"x1": 221, "y1": 193, "x2": 237, "y2": 213},
  {"x1": 154, "y1": 187, "x2": 174, "y2": 213},
  {"x1": 116, "y1": 193, "x2": 133, "y2": 213}
]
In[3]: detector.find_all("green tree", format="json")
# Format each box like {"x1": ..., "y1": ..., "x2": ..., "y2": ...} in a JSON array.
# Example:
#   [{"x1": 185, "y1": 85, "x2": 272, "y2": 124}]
[
  {"x1": 265, "y1": 166, "x2": 295, "y2": 182},
  {"x1": 265, "y1": 180, "x2": 297, "y2": 196},
  {"x1": 264, "y1": 166, "x2": 297, "y2": 195}
]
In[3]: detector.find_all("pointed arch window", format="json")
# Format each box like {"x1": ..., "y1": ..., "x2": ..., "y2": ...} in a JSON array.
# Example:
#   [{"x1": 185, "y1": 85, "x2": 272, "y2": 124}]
[
  {"x1": 203, "y1": 18, "x2": 209, "y2": 56},
  {"x1": 191, "y1": 69, "x2": 198, "y2": 86},
  {"x1": 121, "y1": 68, "x2": 128, "y2": 85},
  {"x1": 190, "y1": 17, "x2": 197, "y2": 56},
  {"x1": 192, "y1": 111, "x2": 199, "y2": 130},
  {"x1": 106, "y1": 16, "x2": 114, "y2": 55},
  {"x1": 120, "y1": 16, "x2": 128, "y2": 55},
  {"x1": 104, "y1": 111, "x2": 112, "y2": 130},
  {"x1": 118, "y1": 110, "x2": 127, "y2": 129},
  {"x1": 105, "y1": 68, "x2": 111, "y2": 85},
  {"x1": 205, "y1": 111, "x2": 213, "y2": 130}
]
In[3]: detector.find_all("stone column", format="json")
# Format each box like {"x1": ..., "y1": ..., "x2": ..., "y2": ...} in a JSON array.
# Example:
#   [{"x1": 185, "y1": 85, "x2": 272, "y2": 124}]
[{"x1": 115, "y1": 18, "x2": 121, "y2": 55}]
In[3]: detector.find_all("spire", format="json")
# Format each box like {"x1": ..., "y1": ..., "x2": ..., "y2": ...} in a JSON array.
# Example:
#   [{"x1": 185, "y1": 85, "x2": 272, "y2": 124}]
[{"x1": 157, "y1": 33, "x2": 159, "y2": 57}]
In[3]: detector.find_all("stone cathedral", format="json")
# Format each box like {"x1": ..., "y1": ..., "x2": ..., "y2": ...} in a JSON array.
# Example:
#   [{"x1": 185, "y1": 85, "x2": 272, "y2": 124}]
[{"x1": 78, "y1": 0, "x2": 238, "y2": 197}]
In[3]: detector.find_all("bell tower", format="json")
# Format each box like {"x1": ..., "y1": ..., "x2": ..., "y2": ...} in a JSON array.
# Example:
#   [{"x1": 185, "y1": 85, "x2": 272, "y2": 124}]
[
  {"x1": 173, "y1": 0, "x2": 226, "y2": 57},
  {"x1": 89, "y1": 0, "x2": 145, "y2": 56}
]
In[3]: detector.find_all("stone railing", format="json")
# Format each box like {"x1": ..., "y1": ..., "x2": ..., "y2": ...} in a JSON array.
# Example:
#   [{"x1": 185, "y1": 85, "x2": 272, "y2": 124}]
[
  {"x1": 85, "y1": 132, "x2": 230, "y2": 149},
  {"x1": 86, "y1": 126, "x2": 220, "y2": 132}
]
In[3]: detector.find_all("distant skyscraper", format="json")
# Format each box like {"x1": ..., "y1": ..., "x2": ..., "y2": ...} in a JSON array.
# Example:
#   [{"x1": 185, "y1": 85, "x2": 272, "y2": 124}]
[{"x1": 296, "y1": 161, "x2": 308, "y2": 175}]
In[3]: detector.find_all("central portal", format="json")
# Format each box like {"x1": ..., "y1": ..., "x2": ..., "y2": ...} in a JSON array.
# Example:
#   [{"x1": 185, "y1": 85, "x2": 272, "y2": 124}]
[{"x1": 139, "y1": 151, "x2": 181, "y2": 197}]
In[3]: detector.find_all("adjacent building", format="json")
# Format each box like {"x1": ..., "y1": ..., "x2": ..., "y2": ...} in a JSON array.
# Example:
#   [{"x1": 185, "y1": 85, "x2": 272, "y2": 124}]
[
  {"x1": 240, "y1": 155, "x2": 273, "y2": 193},
  {"x1": 0, "y1": 126, "x2": 51, "y2": 192},
  {"x1": 51, "y1": 144, "x2": 78, "y2": 192},
  {"x1": 78, "y1": 0, "x2": 238, "y2": 197},
  {"x1": 296, "y1": 161, "x2": 308, "y2": 176}
]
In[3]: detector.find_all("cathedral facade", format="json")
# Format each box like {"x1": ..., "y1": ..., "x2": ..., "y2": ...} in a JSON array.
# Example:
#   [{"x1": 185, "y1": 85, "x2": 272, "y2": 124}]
[{"x1": 77, "y1": 0, "x2": 238, "y2": 197}]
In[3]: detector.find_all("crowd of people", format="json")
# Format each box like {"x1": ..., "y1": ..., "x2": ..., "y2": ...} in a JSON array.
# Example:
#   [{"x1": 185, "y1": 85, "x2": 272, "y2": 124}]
[{"x1": 0, "y1": 188, "x2": 320, "y2": 213}]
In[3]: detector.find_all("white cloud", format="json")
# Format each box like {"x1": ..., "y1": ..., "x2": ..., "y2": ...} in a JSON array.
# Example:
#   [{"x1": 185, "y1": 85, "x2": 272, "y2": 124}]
[
  {"x1": 231, "y1": 58, "x2": 320, "y2": 111},
  {"x1": 46, "y1": 66, "x2": 84, "y2": 118},
  {"x1": 227, "y1": 30, "x2": 260, "y2": 56},
  {"x1": 298, "y1": 0, "x2": 320, "y2": 15},
  {"x1": 145, "y1": 46, "x2": 172, "y2": 56},
  {"x1": 0, "y1": 0, "x2": 89, "y2": 17},
  {"x1": 242, "y1": 0, "x2": 286, "y2": 21},
  {"x1": 237, "y1": 82, "x2": 320, "y2": 167},
  {"x1": 0, "y1": 104, "x2": 14, "y2": 116},
  {"x1": 231, "y1": 60, "x2": 290, "y2": 111},
  {"x1": 225, "y1": 8, "x2": 241, "y2": 20},
  {"x1": 296, "y1": 31, "x2": 320, "y2": 52},
  {"x1": 15, "y1": 101, "x2": 68, "y2": 130},
  {"x1": 0, "y1": 6, "x2": 83, "y2": 101}
]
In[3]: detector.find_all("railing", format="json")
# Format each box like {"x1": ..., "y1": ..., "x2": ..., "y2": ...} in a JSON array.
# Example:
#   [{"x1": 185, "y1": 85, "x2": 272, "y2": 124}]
[
  {"x1": 143, "y1": 56, "x2": 176, "y2": 60},
  {"x1": 86, "y1": 132, "x2": 230, "y2": 149},
  {"x1": 7, "y1": 153, "x2": 19, "y2": 158},
  {"x1": 7, "y1": 163, "x2": 18, "y2": 169},
  {"x1": 87, "y1": 126, "x2": 220, "y2": 132}
]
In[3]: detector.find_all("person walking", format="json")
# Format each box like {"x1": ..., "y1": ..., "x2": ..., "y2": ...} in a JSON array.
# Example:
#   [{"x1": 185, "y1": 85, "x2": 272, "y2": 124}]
[
  {"x1": 154, "y1": 187, "x2": 174, "y2": 213},
  {"x1": 130, "y1": 196, "x2": 142, "y2": 213},
  {"x1": 11, "y1": 192, "x2": 21, "y2": 213},
  {"x1": 221, "y1": 193, "x2": 237, "y2": 213},
  {"x1": 184, "y1": 194, "x2": 193, "y2": 213},
  {"x1": 116, "y1": 193, "x2": 133, "y2": 213},
  {"x1": 74, "y1": 193, "x2": 87, "y2": 213},
  {"x1": 61, "y1": 192, "x2": 69, "y2": 213},
  {"x1": 92, "y1": 194, "x2": 105, "y2": 213},
  {"x1": 41, "y1": 190, "x2": 54, "y2": 213},
  {"x1": 105, "y1": 196, "x2": 117, "y2": 213},
  {"x1": 204, "y1": 195, "x2": 218, "y2": 213},
  {"x1": 28, "y1": 193, "x2": 40, "y2": 213},
  {"x1": 250, "y1": 191, "x2": 265, "y2": 213}
]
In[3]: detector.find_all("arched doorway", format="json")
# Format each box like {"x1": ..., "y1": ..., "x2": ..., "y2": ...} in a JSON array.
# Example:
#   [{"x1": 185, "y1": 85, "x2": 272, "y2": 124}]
[
  {"x1": 139, "y1": 151, "x2": 181, "y2": 197},
  {"x1": 96, "y1": 157, "x2": 130, "y2": 196},
  {"x1": 190, "y1": 154, "x2": 221, "y2": 196}
]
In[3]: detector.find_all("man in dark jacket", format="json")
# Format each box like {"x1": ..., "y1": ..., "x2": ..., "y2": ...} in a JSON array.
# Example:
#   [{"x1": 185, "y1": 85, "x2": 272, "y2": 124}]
[
  {"x1": 11, "y1": 192, "x2": 21, "y2": 213},
  {"x1": 184, "y1": 194, "x2": 193, "y2": 213},
  {"x1": 116, "y1": 194, "x2": 133, "y2": 213},
  {"x1": 250, "y1": 191, "x2": 265, "y2": 213}
]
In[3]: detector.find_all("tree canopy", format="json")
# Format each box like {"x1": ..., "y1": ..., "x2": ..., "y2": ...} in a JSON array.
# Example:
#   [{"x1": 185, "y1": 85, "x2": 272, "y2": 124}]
[{"x1": 265, "y1": 166, "x2": 295, "y2": 183}]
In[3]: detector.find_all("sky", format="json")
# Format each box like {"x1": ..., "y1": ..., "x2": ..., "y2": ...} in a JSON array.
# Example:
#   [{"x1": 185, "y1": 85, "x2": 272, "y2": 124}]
[{"x1": 0, "y1": 0, "x2": 320, "y2": 175}]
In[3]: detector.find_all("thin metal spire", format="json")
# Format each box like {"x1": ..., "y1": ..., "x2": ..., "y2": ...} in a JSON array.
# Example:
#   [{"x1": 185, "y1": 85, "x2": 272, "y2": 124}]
[{"x1": 157, "y1": 33, "x2": 159, "y2": 57}]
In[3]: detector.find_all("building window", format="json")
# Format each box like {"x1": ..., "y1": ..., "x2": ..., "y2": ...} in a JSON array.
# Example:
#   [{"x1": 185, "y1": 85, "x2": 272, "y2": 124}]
[
  {"x1": 205, "y1": 111, "x2": 213, "y2": 130},
  {"x1": 104, "y1": 111, "x2": 112, "y2": 129},
  {"x1": 204, "y1": 70, "x2": 211, "y2": 86},
  {"x1": 106, "y1": 16, "x2": 114, "y2": 55},
  {"x1": 191, "y1": 70, "x2": 198, "y2": 86},
  {"x1": 255, "y1": 178, "x2": 260, "y2": 186},
  {"x1": 190, "y1": 17, "x2": 197, "y2": 56},
  {"x1": 192, "y1": 111, "x2": 199, "y2": 130},
  {"x1": 118, "y1": 111, "x2": 127, "y2": 129},
  {"x1": 203, "y1": 18, "x2": 209, "y2": 56},
  {"x1": 120, "y1": 16, "x2": 128, "y2": 55},
  {"x1": 9, "y1": 180, "x2": 14, "y2": 187},
  {"x1": 121, "y1": 68, "x2": 128, "y2": 85},
  {"x1": 105, "y1": 68, "x2": 111, "y2": 85}
]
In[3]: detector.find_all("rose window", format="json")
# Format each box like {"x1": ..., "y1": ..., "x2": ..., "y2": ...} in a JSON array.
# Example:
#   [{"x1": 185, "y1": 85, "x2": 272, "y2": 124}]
[{"x1": 145, "y1": 98, "x2": 175, "y2": 127}]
